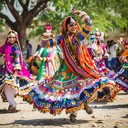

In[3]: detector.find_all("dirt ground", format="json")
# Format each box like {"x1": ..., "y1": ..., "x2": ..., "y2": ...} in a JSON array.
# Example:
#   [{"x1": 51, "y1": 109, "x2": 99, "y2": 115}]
[{"x1": 0, "y1": 91, "x2": 128, "y2": 128}]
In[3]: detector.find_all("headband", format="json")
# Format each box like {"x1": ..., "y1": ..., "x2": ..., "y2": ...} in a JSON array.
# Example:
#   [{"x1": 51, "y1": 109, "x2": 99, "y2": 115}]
[{"x1": 8, "y1": 31, "x2": 16, "y2": 37}]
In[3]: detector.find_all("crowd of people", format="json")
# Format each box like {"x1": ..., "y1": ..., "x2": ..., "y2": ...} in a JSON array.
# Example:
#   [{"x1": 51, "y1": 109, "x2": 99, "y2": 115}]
[{"x1": 0, "y1": 9, "x2": 127, "y2": 123}]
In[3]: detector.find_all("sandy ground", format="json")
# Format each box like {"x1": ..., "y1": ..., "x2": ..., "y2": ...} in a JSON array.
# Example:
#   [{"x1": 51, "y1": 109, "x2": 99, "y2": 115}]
[{"x1": 0, "y1": 91, "x2": 128, "y2": 128}]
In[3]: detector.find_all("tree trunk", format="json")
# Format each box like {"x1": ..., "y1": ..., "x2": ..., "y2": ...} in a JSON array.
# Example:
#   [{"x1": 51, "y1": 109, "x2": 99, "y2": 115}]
[
  {"x1": 15, "y1": 24, "x2": 27, "y2": 51},
  {"x1": 18, "y1": 28, "x2": 27, "y2": 51},
  {"x1": 0, "y1": 0, "x2": 49, "y2": 50}
]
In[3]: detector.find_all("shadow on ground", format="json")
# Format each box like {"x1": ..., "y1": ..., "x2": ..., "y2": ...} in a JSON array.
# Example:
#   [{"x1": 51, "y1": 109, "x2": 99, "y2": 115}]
[
  {"x1": 122, "y1": 114, "x2": 128, "y2": 118},
  {"x1": 92, "y1": 104, "x2": 128, "y2": 109},
  {"x1": 0, "y1": 118, "x2": 93, "y2": 127},
  {"x1": 0, "y1": 109, "x2": 20, "y2": 114},
  {"x1": 117, "y1": 92, "x2": 128, "y2": 95}
]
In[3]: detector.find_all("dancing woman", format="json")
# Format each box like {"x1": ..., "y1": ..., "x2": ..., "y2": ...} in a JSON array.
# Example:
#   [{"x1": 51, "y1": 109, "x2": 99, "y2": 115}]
[
  {"x1": 88, "y1": 31, "x2": 120, "y2": 101},
  {"x1": 23, "y1": 10, "x2": 116, "y2": 122},
  {"x1": 115, "y1": 42, "x2": 128, "y2": 92},
  {"x1": 88, "y1": 31, "x2": 117, "y2": 78},
  {"x1": 0, "y1": 30, "x2": 33, "y2": 112},
  {"x1": 34, "y1": 23, "x2": 63, "y2": 81}
]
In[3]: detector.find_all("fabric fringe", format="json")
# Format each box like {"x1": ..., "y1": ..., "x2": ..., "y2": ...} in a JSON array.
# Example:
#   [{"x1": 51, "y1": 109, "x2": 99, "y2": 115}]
[{"x1": 66, "y1": 103, "x2": 84, "y2": 114}]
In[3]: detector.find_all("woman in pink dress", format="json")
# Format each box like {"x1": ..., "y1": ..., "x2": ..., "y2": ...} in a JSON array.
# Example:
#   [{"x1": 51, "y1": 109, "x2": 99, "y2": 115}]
[{"x1": 0, "y1": 30, "x2": 33, "y2": 112}]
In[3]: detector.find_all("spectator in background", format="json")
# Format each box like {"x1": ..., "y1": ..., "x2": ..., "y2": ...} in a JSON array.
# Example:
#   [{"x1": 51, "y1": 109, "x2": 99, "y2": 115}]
[
  {"x1": 115, "y1": 40, "x2": 128, "y2": 92},
  {"x1": 36, "y1": 44, "x2": 41, "y2": 52},
  {"x1": 0, "y1": 30, "x2": 33, "y2": 112},
  {"x1": 106, "y1": 40, "x2": 119, "y2": 73},
  {"x1": 25, "y1": 39, "x2": 32, "y2": 60},
  {"x1": 88, "y1": 30, "x2": 110, "y2": 76},
  {"x1": 117, "y1": 34, "x2": 127, "y2": 55},
  {"x1": 33, "y1": 23, "x2": 63, "y2": 81}
]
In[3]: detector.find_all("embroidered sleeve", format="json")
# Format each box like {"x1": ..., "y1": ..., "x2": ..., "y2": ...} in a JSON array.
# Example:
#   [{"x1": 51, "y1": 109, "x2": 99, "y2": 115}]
[
  {"x1": 13, "y1": 44, "x2": 21, "y2": 70},
  {"x1": 42, "y1": 36, "x2": 62, "y2": 47},
  {"x1": 79, "y1": 12, "x2": 92, "y2": 40}
]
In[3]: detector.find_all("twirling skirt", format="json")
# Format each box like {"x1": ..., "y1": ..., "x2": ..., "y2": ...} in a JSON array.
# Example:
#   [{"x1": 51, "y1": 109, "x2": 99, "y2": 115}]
[
  {"x1": 23, "y1": 63, "x2": 118, "y2": 115},
  {"x1": 0, "y1": 72, "x2": 33, "y2": 95},
  {"x1": 115, "y1": 67, "x2": 128, "y2": 92}
]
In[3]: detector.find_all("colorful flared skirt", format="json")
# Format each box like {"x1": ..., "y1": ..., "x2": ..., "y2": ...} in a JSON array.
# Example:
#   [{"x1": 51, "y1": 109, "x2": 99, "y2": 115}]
[
  {"x1": 93, "y1": 58, "x2": 117, "y2": 80},
  {"x1": 115, "y1": 67, "x2": 128, "y2": 92},
  {"x1": 0, "y1": 72, "x2": 33, "y2": 95},
  {"x1": 23, "y1": 62, "x2": 119, "y2": 115}
]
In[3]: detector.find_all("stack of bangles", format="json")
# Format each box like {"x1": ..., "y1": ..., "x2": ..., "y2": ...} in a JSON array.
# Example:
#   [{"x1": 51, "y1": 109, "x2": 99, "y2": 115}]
[{"x1": 79, "y1": 11, "x2": 89, "y2": 20}]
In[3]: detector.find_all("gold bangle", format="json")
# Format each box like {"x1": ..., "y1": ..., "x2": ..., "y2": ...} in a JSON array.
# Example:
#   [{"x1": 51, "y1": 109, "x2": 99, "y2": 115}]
[{"x1": 79, "y1": 11, "x2": 86, "y2": 17}]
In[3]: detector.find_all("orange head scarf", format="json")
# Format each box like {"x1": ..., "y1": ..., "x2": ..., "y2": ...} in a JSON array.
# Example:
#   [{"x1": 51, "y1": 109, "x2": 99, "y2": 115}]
[{"x1": 61, "y1": 16, "x2": 81, "y2": 37}]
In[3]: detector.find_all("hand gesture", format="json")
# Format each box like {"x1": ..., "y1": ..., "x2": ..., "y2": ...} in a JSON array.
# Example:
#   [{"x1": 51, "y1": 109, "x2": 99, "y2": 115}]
[
  {"x1": 72, "y1": 9, "x2": 81, "y2": 15},
  {"x1": 72, "y1": 9, "x2": 88, "y2": 19}
]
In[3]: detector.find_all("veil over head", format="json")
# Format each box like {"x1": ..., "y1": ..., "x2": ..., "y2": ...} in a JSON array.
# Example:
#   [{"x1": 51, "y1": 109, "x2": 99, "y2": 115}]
[
  {"x1": 0, "y1": 30, "x2": 33, "y2": 81},
  {"x1": 6, "y1": 30, "x2": 20, "y2": 47},
  {"x1": 61, "y1": 16, "x2": 81, "y2": 37}
]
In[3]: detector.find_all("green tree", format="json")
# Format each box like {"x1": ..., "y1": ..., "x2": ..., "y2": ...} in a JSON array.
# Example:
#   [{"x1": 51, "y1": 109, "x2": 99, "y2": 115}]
[
  {"x1": 0, "y1": 0, "x2": 49, "y2": 49},
  {"x1": 0, "y1": 0, "x2": 128, "y2": 46},
  {"x1": 29, "y1": 0, "x2": 128, "y2": 39}
]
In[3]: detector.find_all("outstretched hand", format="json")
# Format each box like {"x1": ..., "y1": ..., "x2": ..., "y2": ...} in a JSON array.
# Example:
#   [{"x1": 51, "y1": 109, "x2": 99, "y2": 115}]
[
  {"x1": 72, "y1": 9, "x2": 81, "y2": 15},
  {"x1": 72, "y1": 9, "x2": 88, "y2": 19}
]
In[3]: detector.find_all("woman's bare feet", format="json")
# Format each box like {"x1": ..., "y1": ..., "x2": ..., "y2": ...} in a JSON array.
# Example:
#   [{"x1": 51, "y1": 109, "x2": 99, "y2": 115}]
[{"x1": 84, "y1": 103, "x2": 93, "y2": 114}]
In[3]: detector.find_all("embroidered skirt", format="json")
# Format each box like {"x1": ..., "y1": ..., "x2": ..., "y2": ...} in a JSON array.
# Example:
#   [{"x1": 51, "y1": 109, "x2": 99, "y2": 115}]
[
  {"x1": 0, "y1": 72, "x2": 33, "y2": 95},
  {"x1": 23, "y1": 63, "x2": 118, "y2": 115},
  {"x1": 115, "y1": 67, "x2": 128, "y2": 92}
]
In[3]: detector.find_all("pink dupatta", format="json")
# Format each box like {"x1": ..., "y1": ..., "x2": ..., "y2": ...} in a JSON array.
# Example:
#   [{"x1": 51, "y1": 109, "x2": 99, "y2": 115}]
[{"x1": 0, "y1": 30, "x2": 33, "y2": 81}]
